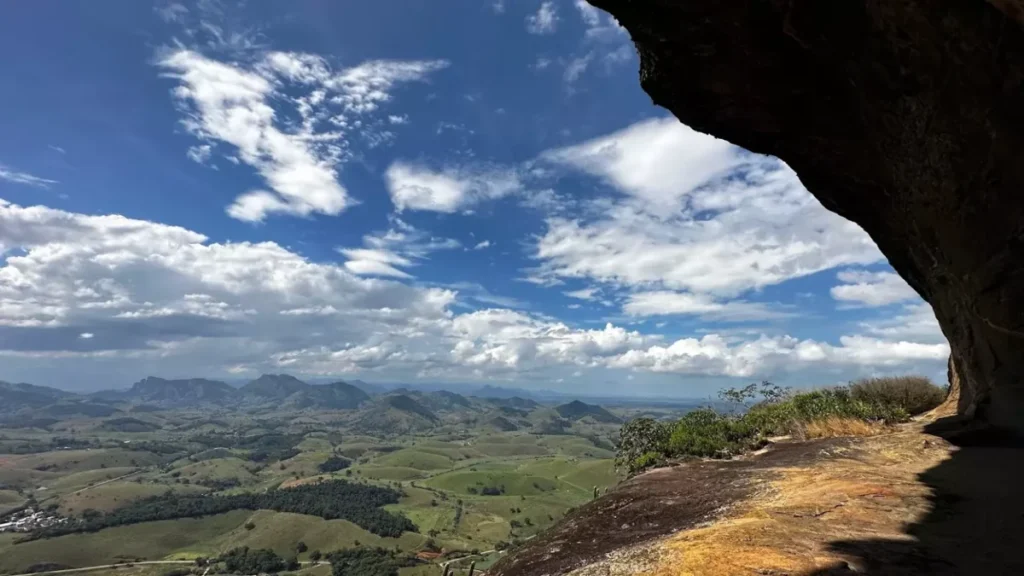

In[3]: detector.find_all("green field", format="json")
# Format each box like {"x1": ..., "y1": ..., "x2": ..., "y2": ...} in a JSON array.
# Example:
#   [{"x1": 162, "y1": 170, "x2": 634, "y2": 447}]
[
  {"x1": 204, "y1": 510, "x2": 425, "y2": 559},
  {"x1": 0, "y1": 390, "x2": 659, "y2": 575},
  {"x1": 0, "y1": 511, "x2": 251, "y2": 573},
  {"x1": 59, "y1": 481, "x2": 206, "y2": 514}
]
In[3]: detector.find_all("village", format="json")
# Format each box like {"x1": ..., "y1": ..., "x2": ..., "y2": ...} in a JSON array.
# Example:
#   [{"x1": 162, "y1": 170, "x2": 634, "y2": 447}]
[{"x1": 0, "y1": 507, "x2": 69, "y2": 533}]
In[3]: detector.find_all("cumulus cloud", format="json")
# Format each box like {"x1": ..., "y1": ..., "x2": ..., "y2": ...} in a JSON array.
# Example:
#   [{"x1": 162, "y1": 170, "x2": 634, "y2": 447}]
[
  {"x1": 526, "y1": 1, "x2": 559, "y2": 34},
  {"x1": 473, "y1": 240, "x2": 492, "y2": 250},
  {"x1": 607, "y1": 333, "x2": 948, "y2": 378},
  {"x1": 0, "y1": 197, "x2": 946, "y2": 385},
  {"x1": 0, "y1": 164, "x2": 57, "y2": 189},
  {"x1": 0, "y1": 198, "x2": 451, "y2": 365},
  {"x1": 623, "y1": 291, "x2": 793, "y2": 322},
  {"x1": 158, "y1": 49, "x2": 447, "y2": 222},
  {"x1": 532, "y1": 118, "x2": 881, "y2": 296},
  {"x1": 385, "y1": 162, "x2": 522, "y2": 213},
  {"x1": 859, "y1": 302, "x2": 946, "y2": 343},
  {"x1": 831, "y1": 269, "x2": 919, "y2": 307}
]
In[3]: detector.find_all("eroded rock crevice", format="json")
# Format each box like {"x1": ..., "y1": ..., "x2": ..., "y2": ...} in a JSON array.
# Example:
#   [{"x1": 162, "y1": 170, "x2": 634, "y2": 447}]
[{"x1": 589, "y1": 0, "x2": 1024, "y2": 430}]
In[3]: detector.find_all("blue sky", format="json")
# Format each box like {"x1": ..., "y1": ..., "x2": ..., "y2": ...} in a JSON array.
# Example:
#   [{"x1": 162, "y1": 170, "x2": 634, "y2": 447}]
[{"x1": 0, "y1": 0, "x2": 949, "y2": 395}]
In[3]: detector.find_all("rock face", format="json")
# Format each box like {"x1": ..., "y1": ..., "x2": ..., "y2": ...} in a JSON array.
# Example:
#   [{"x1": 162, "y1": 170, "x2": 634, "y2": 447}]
[{"x1": 589, "y1": 0, "x2": 1024, "y2": 430}]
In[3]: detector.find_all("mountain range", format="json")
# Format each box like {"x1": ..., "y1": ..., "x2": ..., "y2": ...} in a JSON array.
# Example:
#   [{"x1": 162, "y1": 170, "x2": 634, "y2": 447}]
[{"x1": 0, "y1": 376, "x2": 627, "y2": 439}]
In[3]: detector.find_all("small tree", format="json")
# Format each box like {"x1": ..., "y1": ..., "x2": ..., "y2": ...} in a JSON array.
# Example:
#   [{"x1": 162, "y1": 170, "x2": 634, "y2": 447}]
[
  {"x1": 296, "y1": 541, "x2": 308, "y2": 554},
  {"x1": 616, "y1": 417, "x2": 670, "y2": 474}
]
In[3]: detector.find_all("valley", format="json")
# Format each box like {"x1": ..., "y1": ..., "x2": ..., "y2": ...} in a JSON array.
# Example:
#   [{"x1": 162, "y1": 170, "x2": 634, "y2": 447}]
[{"x1": 0, "y1": 376, "x2": 699, "y2": 576}]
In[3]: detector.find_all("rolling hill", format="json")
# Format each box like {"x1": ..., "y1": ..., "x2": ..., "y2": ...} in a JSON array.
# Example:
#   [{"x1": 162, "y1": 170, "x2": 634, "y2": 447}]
[
  {"x1": 239, "y1": 373, "x2": 310, "y2": 400},
  {"x1": 555, "y1": 400, "x2": 622, "y2": 423},
  {"x1": 0, "y1": 380, "x2": 72, "y2": 413},
  {"x1": 351, "y1": 394, "x2": 440, "y2": 435}
]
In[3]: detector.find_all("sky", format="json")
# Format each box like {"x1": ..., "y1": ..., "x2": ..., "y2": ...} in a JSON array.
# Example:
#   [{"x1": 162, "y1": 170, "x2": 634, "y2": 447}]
[{"x1": 0, "y1": 0, "x2": 950, "y2": 396}]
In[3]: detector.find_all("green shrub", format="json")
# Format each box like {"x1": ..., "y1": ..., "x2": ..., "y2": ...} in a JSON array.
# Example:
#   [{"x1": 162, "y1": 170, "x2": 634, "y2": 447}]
[
  {"x1": 742, "y1": 400, "x2": 798, "y2": 437},
  {"x1": 666, "y1": 408, "x2": 762, "y2": 459},
  {"x1": 630, "y1": 451, "x2": 666, "y2": 473},
  {"x1": 849, "y1": 376, "x2": 945, "y2": 415},
  {"x1": 616, "y1": 417, "x2": 670, "y2": 474},
  {"x1": 788, "y1": 387, "x2": 908, "y2": 424},
  {"x1": 616, "y1": 379, "x2": 921, "y2": 473}
]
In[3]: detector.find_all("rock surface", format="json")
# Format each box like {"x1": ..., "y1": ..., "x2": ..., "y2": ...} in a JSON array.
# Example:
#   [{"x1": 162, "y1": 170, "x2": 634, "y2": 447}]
[
  {"x1": 588, "y1": 0, "x2": 1024, "y2": 431},
  {"x1": 492, "y1": 426, "x2": 1024, "y2": 575}
]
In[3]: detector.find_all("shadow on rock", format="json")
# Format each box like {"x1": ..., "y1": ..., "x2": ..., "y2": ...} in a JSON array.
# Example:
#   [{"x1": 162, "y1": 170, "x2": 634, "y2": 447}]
[{"x1": 807, "y1": 419, "x2": 1024, "y2": 575}]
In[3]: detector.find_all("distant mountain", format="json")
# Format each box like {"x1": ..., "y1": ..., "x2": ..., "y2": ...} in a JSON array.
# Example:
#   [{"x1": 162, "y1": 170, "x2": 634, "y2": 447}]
[
  {"x1": 304, "y1": 381, "x2": 370, "y2": 409},
  {"x1": 124, "y1": 376, "x2": 236, "y2": 406},
  {"x1": 383, "y1": 394, "x2": 439, "y2": 421},
  {"x1": 348, "y1": 379, "x2": 387, "y2": 396},
  {"x1": 0, "y1": 381, "x2": 74, "y2": 414},
  {"x1": 555, "y1": 400, "x2": 622, "y2": 424},
  {"x1": 475, "y1": 385, "x2": 539, "y2": 400},
  {"x1": 418, "y1": 390, "x2": 473, "y2": 412},
  {"x1": 488, "y1": 396, "x2": 541, "y2": 411},
  {"x1": 351, "y1": 394, "x2": 440, "y2": 435},
  {"x1": 240, "y1": 374, "x2": 310, "y2": 399}
]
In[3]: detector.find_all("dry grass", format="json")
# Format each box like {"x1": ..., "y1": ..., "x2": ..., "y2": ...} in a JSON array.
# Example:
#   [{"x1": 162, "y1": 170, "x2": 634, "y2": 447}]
[
  {"x1": 849, "y1": 375, "x2": 946, "y2": 416},
  {"x1": 569, "y1": 428, "x2": 954, "y2": 576},
  {"x1": 799, "y1": 417, "x2": 887, "y2": 440}
]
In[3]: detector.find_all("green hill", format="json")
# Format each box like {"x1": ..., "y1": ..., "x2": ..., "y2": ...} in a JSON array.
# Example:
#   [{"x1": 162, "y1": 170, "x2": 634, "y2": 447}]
[
  {"x1": 0, "y1": 380, "x2": 72, "y2": 414},
  {"x1": 240, "y1": 374, "x2": 310, "y2": 400},
  {"x1": 555, "y1": 400, "x2": 621, "y2": 423},
  {"x1": 351, "y1": 395, "x2": 440, "y2": 435}
]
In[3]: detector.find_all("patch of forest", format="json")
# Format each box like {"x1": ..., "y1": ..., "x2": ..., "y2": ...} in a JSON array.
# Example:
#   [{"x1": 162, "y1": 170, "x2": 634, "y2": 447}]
[{"x1": 23, "y1": 480, "x2": 416, "y2": 540}]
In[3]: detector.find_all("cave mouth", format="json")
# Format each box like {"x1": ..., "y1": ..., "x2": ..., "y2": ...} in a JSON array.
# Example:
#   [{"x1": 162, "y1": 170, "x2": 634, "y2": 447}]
[{"x1": 588, "y1": 0, "x2": 1024, "y2": 432}]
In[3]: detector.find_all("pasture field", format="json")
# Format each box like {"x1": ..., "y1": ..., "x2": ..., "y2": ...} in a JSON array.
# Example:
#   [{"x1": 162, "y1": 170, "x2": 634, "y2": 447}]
[{"x1": 0, "y1": 394, "x2": 678, "y2": 576}]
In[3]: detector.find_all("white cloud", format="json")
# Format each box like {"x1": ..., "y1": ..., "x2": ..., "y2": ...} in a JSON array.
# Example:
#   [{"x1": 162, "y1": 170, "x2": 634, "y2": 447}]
[
  {"x1": 338, "y1": 248, "x2": 413, "y2": 279},
  {"x1": 473, "y1": 240, "x2": 492, "y2": 250},
  {"x1": 532, "y1": 118, "x2": 881, "y2": 296},
  {"x1": 338, "y1": 218, "x2": 460, "y2": 278},
  {"x1": 859, "y1": 302, "x2": 945, "y2": 343},
  {"x1": 0, "y1": 164, "x2": 57, "y2": 189},
  {"x1": 0, "y1": 197, "x2": 946, "y2": 385},
  {"x1": 563, "y1": 53, "x2": 593, "y2": 86},
  {"x1": 526, "y1": 1, "x2": 559, "y2": 34},
  {"x1": 534, "y1": 57, "x2": 552, "y2": 70},
  {"x1": 388, "y1": 115, "x2": 409, "y2": 125},
  {"x1": 564, "y1": 288, "x2": 598, "y2": 301},
  {"x1": 623, "y1": 291, "x2": 792, "y2": 322},
  {"x1": 492, "y1": 0, "x2": 506, "y2": 14},
  {"x1": 159, "y1": 49, "x2": 447, "y2": 222},
  {"x1": 574, "y1": 0, "x2": 601, "y2": 27},
  {"x1": 831, "y1": 269, "x2": 919, "y2": 307},
  {"x1": 385, "y1": 162, "x2": 522, "y2": 213},
  {"x1": 604, "y1": 44, "x2": 634, "y2": 66},
  {"x1": 607, "y1": 333, "x2": 948, "y2": 378},
  {"x1": 0, "y1": 197, "x2": 453, "y2": 368},
  {"x1": 186, "y1": 144, "x2": 213, "y2": 164},
  {"x1": 543, "y1": 117, "x2": 739, "y2": 206}
]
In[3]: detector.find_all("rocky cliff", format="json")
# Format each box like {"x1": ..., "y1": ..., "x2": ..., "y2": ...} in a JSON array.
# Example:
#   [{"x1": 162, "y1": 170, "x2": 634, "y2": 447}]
[{"x1": 585, "y1": 0, "x2": 1024, "y2": 432}]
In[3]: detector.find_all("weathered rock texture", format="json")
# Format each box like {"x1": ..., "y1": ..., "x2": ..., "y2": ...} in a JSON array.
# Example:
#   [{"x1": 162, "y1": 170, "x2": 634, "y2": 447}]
[{"x1": 588, "y1": 0, "x2": 1024, "y2": 430}]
